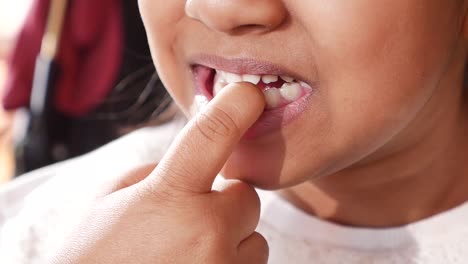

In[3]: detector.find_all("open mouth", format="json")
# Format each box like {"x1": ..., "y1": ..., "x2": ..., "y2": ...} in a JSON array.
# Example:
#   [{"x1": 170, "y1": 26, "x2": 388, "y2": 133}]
[
  {"x1": 190, "y1": 57, "x2": 316, "y2": 137},
  {"x1": 193, "y1": 65, "x2": 313, "y2": 110}
]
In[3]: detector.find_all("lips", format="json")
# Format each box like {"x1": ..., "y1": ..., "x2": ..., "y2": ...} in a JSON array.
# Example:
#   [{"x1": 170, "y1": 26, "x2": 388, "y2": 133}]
[
  {"x1": 191, "y1": 56, "x2": 315, "y2": 138},
  {"x1": 213, "y1": 69, "x2": 312, "y2": 109}
]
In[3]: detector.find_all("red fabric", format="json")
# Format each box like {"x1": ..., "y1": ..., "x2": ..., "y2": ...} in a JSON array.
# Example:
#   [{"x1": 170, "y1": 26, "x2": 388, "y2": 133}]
[{"x1": 2, "y1": 0, "x2": 123, "y2": 117}]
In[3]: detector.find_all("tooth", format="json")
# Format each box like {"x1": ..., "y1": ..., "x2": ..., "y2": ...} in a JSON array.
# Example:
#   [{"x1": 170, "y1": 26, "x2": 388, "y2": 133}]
[
  {"x1": 242, "y1": 74, "x2": 261, "y2": 85},
  {"x1": 214, "y1": 70, "x2": 223, "y2": 83},
  {"x1": 213, "y1": 81, "x2": 227, "y2": 96},
  {"x1": 262, "y1": 75, "x2": 279, "y2": 84},
  {"x1": 299, "y1": 81, "x2": 312, "y2": 91},
  {"x1": 280, "y1": 75, "x2": 294, "y2": 82},
  {"x1": 213, "y1": 72, "x2": 226, "y2": 96},
  {"x1": 224, "y1": 72, "x2": 243, "y2": 83},
  {"x1": 215, "y1": 70, "x2": 225, "y2": 80},
  {"x1": 280, "y1": 82, "x2": 301, "y2": 101},
  {"x1": 263, "y1": 88, "x2": 282, "y2": 109}
]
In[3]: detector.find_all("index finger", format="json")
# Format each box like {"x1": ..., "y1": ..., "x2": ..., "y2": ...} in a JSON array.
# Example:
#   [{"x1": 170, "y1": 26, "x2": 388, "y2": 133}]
[{"x1": 146, "y1": 82, "x2": 265, "y2": 194}]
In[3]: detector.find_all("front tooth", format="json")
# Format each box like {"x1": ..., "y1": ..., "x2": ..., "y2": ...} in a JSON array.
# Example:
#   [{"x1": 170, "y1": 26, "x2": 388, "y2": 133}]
[
  {"x1": 280, "y1": 82, "x2": 301, "y2": 101},
  {"x1": 213, "y1": 81, "x2": 227, "y2": 96},
  {"x1": 242, "y1": 74, "x2": 261, "y2": 85},
  {"x1": 262, "y1": 75, "x2": 279, "y2": 84},
  {"x1": 263, "y1": 88, "x2": 282, "y2": 109},
  {"x1": 213, "y1": 72, "x2": 226, "y2": 96},
  {"x1": 224, "y1": 72, "x2": 243, "y2": 83},
  {"x1": 299, "y1": 81, "x2": 313, "y2": 91},
  {"x1": 280, "y1": 75, "x2": 294, "y2": 82}
]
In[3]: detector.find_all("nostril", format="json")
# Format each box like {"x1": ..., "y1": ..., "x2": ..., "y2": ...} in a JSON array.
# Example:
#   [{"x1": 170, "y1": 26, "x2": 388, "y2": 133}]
[
  {"x1": 241, "y1": 24, "x2": 263, "y2": 29},
  {"x1": 231, "y1": 24, "x2": 270, "y2": 35}
]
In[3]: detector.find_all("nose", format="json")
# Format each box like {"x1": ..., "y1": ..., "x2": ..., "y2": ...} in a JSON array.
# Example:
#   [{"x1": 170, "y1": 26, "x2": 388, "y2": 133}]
[{"x1": 185, "y1": 0, "x2": 287, "y2": 34}]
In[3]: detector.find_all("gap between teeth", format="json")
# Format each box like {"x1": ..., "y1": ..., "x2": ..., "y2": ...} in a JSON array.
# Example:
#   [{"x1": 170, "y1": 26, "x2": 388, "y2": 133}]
[{"x1": 214, "y1": 70, "x2": 312, "y2": 109}]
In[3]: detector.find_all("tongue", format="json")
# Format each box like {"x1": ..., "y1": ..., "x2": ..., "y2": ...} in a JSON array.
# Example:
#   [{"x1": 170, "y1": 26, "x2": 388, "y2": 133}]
[{"x1": 257, "y1": 79, "x2": 286, "y2": 90}]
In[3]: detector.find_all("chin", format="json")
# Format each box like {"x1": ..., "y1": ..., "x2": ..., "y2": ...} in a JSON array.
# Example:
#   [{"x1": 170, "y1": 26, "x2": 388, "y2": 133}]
[
  {"x1": 221, "y1": 153, "x2": 309, "y2": 190},
  {"x1": 221, "y1": 167, "x2": 283, "y2": 190},
  {"x1": 219, "y1": 142, "x2": 283, "y2": 189}
]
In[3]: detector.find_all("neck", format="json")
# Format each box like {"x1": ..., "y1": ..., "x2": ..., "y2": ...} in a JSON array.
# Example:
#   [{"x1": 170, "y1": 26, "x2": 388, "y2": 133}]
[{"x1": 280, "y1": 56, "x2": 468, "y2": 228}]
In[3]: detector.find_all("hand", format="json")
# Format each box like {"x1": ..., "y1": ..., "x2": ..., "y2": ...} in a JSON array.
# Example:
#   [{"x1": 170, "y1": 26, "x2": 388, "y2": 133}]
[{"x1": 50, "y1": 83, "x2": 268, "y2": 264}]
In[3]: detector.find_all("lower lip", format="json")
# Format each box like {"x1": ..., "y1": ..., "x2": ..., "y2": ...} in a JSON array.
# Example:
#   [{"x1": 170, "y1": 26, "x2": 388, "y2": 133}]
[{"x1": 192, "y1": 66, "x2": 314, "y2": 139}]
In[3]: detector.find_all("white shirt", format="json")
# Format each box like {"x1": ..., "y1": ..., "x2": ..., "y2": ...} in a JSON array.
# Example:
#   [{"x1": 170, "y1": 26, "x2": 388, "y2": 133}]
[
  {"x1": 257, "y1": 190, "x2": 468, "y2": 263},
  {"x1": 1, "y1": 122, "x2": 468, "y2": 263}
]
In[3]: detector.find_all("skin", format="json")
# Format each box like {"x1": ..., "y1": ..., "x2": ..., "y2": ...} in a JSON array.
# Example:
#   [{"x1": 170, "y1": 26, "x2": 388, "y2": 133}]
[
  {"x1": 50, "y1": 0, "x2": 468, "y2": 263},
  {"x1": 51, "y1": 84, "x2": 269, "y2": 263},
  {"x1": 139, "y1": 0, "x2": 468, "y2": 226}
]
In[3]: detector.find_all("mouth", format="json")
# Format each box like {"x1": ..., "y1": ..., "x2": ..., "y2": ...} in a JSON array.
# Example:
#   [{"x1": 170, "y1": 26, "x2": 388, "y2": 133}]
[{"x1": 191, "y1": 56, "x2": 315, "y2": 138}]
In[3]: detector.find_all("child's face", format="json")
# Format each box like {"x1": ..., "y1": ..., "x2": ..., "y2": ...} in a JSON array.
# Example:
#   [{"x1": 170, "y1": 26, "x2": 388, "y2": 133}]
[{"x1": 139, "y1": 1, "x2": 467, "y2": 189}]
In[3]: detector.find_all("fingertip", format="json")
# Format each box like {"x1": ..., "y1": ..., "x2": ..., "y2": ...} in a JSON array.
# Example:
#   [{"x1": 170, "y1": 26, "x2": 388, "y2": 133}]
[
  {"x1": 224, "y1": 82, "x2": 265, "y2": 106},
  {"x1": 213, "y1": 82, "x2": 266, "y2": 124}
]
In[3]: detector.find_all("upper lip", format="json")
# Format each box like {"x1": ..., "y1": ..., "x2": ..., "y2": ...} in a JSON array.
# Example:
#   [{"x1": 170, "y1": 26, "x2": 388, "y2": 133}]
[{"x1": 189, "y1": 54, "x2": 311, "y2": 83}]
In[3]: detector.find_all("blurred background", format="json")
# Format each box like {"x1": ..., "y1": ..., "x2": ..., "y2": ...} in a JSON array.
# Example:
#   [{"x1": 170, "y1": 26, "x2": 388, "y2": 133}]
[
  {"x1": 0, "y1": 0, "x2": 33, "y2": 184},
  {"x1": 0, "y1": 0, "x2": 173, "y2": 185}
]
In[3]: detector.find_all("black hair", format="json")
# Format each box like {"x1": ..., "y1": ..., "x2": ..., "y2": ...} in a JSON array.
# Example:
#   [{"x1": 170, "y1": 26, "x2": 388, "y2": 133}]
[
  {"x1": 62, "y1": 0, "x2": 173, "y2": 157},
  {"x1": 16, "y1": 1, "x2": 173, "y2": 174}
]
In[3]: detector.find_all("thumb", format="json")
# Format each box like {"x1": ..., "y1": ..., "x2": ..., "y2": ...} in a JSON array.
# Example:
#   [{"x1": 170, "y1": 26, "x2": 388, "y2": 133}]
[
  {"x1": 144, "y1": 82, "x2": 265, "y2": 194},
  {"x1": 102, "y1": 164, "x2": 158, "y2": 195}
]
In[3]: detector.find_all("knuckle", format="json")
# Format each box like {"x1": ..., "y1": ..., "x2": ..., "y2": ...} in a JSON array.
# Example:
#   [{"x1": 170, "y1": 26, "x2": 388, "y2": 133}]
[
  {"x1": 230, "y1": 182, "x2": 261, "y2": 213},
  {"x1": 256, "y1": 233, "x2": 269, "y2": 251},
  {"x1": 235, "y1": 182, "x2": 259, "y2": 200},
  {"x1": 253, "y1": 232, "x2": 270, "y2": 262},
  {"x1": 194, "y1": 106, "x2": 241, "y2": 142}
]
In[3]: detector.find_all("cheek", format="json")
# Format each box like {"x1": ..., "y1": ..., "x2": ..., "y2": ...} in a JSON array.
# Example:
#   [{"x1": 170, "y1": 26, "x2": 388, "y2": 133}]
[
  {"x1": 139, "y1": 1, "x2": 195, "y2": 115},
  {"x1": 225, "y1": 1, "x2": 462, "y2": 187},
  {"x1": 298, "y1": 0, "x2": 460, "y2": 151},
  {"x1": 139, "y1": 0, "x2": 463, "y2": 188}
]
